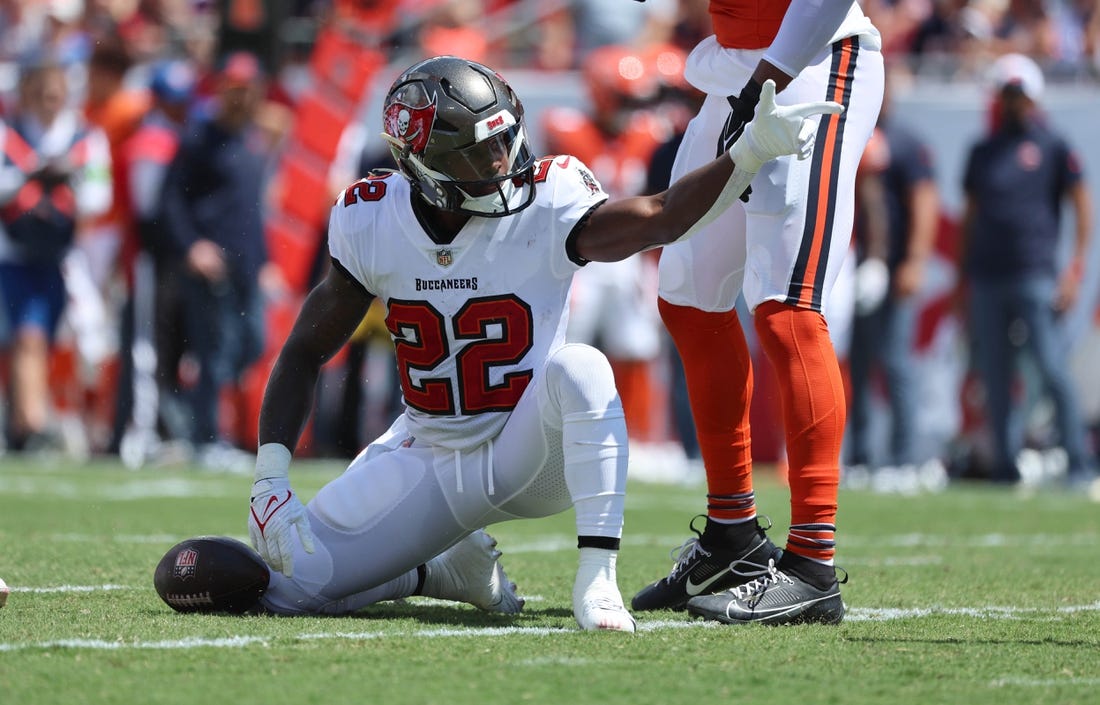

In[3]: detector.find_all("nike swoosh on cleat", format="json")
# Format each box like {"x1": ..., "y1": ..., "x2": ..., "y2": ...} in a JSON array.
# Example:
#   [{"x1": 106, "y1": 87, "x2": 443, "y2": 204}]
[{"x1": 685, "y1": 569, "x2": 732, "y2": 596}]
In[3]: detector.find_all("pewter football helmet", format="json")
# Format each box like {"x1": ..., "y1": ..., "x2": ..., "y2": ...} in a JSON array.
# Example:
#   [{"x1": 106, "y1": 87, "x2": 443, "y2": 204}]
[{"x1": 382, "y1": 55, "x2": 536, "y2": 217}]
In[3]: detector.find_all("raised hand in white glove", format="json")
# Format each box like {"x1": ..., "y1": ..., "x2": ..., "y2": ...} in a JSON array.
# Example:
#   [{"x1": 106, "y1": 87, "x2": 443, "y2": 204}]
[
  {"x1": 728, "y1": 79, "x2": 844, "y2": 174},
  {"x1": 248, "y1": 443, "x2": 314, "y2": 577}
]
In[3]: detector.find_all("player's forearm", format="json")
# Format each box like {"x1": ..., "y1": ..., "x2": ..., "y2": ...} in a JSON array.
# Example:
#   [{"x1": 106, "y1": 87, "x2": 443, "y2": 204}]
[
  {"x1": 578, "y1": 152, "x2": 737, "y2": 262},
  {"x1": 258, "y1": 343, "x2": 323, "y2": 451}
]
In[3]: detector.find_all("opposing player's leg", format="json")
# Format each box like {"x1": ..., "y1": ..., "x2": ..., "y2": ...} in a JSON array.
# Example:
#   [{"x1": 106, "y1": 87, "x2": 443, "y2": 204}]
[
  {"x1": 641, "y1": 82, "x2": 781, "y2": 612},
  {"x1": 492, "y1": 344, "x2": 635, "y2": 632},
  {"x1": 689, "y1": 36, "x2": 884, "y2": 625}
]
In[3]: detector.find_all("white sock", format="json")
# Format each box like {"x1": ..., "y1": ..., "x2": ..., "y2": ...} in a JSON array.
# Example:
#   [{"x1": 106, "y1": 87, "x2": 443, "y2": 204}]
[{"x1": 573, "y1": 547, "x2": 622, "y2": 604}]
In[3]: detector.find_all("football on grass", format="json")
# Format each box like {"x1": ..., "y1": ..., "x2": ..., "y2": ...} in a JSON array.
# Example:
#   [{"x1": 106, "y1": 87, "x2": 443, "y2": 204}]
[{"x1": 154, "y1": 536, "x2": 270, "y2": 613}]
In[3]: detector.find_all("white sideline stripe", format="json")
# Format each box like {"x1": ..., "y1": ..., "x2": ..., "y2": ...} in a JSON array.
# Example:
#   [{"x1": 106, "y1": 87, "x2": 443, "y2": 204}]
[
  {"x1": 509, "y1": 533, "x2": 1099, "y2": 553},
  {"x1": 12, "y1": 584, "x2": 132, "y2": 594},
  {"x1": 845, "y1": 602, "x2": 1100, "y2": 621},
  {"x1": 843, "y1": 533, "x2": 1100, "y2": 548},
  {"x1": 0, "y1": 476, "x2": 243, "y2": 500},
  {"x1": 48, "y1": 533, "x2": 250, "y2": 545},
  {"x1": 409, "y1": 595, "x2": 547, "y2": 606},
  {"x1": 36, "y1": 531, "x2": 1096, "y2": 552},
  {"x1": 2, "y1": 603, "x2": 1098, "y2": 651},
  {"x1": 990, "y1": 677, "x2": 1100, "y2": 687},
  {"x1": 0, "y1": 637, "x2": 268, "y2": 651},
  {"x1": 2, "y1": 585, "x2": 550, "y2": 601}
]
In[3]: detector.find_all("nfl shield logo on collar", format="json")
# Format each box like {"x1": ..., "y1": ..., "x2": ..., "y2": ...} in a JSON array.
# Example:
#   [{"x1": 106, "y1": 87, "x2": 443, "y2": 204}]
[{"x1": 436, "y1": 248, "x2": 453, "y2": 267}]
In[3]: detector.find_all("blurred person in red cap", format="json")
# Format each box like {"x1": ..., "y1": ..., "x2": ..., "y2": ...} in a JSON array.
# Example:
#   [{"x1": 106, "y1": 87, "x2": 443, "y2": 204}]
[{"x1": 959, "y1": 52, "x2": 1096, "y2": 488}]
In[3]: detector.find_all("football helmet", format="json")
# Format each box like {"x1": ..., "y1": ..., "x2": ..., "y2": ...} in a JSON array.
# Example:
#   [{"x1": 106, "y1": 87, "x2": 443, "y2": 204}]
[{"x1": 382, "y1": 55, "x2": 536, "y2": 217}]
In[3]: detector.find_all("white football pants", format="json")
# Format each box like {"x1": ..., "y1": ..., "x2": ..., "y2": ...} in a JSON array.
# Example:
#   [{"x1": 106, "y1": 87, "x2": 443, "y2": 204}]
[{"x1": 261, "y1": 343, "x2": 628, "y2": 614}]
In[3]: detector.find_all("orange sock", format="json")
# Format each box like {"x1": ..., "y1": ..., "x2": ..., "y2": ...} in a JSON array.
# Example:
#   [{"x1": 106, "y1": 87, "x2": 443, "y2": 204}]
[
  {"x1": 753, "y1": 300, "x2": 844, "y2": 564},
  {"x1": 610, "y1": 358, "x2": 652, "y2": 442},
  {"x1": 658, "y1": 298, "x2": 755, "y2": 522}
]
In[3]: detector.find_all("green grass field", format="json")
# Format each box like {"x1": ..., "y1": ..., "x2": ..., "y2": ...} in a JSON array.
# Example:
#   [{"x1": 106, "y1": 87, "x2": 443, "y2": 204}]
[{"x1": 1, "y1": 456, "x2": 1098, "y2": 705}]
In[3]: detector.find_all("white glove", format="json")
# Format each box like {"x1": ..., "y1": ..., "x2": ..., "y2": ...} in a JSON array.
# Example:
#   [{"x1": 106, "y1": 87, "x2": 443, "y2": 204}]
[
  {"x1": 855, "y1": 257, "x2": 890, "y2": 315},
  {"x1": 728, "y1": 79, "x2": 844, "y2": 174},
  {"x1": 248, "y1": 443, "x2": 314, "y2": 577}
]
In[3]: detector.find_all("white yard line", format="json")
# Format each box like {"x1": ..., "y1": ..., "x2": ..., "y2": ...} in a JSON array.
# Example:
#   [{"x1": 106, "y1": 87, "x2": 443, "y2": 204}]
[
  {"x1": 35, "y1": 530, "x2": 1099, "y2": 552},
  {"x1": 1, "y1": 602, "x2": 1098, "y2": 651},
  {"x1": 11, "y1": 584, "x2": 132, "y2": 594},
  {"x1": 0, "y1": 476, "x2": 241, "y2": 500},
  {"x1": 989, "y1": 677, "x2": 1100, "y2": 687}
]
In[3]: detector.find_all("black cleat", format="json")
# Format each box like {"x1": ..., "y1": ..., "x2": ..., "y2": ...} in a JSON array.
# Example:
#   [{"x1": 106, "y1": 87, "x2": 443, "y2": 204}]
[
  {"x1": 631, "y1": 515, "x2": 780, "y2": 612},
  {"x1": 685, "y1": 557, "x2": 847, "y2": 625}
]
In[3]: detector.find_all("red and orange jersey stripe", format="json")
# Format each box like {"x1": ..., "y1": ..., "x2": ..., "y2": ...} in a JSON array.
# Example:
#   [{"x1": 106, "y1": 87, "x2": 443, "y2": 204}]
[{"x1": 785, "y1": 36, "x2": 860, "y2": 311}]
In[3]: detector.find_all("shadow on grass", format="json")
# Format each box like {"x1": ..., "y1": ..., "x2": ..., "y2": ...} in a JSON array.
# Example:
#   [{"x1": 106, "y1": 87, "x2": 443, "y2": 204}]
[
  {"x1": 845, "y1": 635, "x2": 1099, "y2": 649},
  {"x1": 150, "y1": 603, "x2": 579, "y2": 629}
]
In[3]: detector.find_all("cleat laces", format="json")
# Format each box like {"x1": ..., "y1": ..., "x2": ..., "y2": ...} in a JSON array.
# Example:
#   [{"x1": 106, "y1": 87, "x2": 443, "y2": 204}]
[
  {"x1": 665, "y1": 515, "x2": 710, "y2": 580},
  {"x1": 726, "y1": 558, "x2": 792, "y2": 603},
  {"x1": 667, "y1": 538, "x2": 711, "y2": 580}
]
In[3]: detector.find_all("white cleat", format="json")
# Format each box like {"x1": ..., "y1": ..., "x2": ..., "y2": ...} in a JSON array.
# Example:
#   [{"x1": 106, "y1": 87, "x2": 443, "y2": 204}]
[
  {"x1": 574, "y1": 594, "x2": 637, "y2": 632},
  {"x1": 422, "y1": 530, "x2": 524, "y2": 614}
]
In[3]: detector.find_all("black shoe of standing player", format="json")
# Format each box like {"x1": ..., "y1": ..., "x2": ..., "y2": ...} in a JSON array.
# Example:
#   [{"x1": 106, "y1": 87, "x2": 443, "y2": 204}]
[
  {"x1": 685, "y1": 552, "x2": 847, "y2": 625},
  {"x1": 631, "y1": 515, "x2": 781, "y2": 612}
]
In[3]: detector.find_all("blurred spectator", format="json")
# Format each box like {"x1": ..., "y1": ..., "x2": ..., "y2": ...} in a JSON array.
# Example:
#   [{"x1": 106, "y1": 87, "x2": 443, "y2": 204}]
[
  {"x1": 157, "y1": 50, "x2": 276, "y2": 470},
  {"x1": 527, "y1": 0, "x2": 678, "y2": 69},
  {"x1": 0, "y1": 54, "x2": 111, "y2": 452},
  {"x1": 847, "y1": 71, "x2": 941, "y2": 482},
  {"x1": 1047, "y1": 0, "x2": 1100, "y2": 75},
  {"x1": 83, "y1": 38, "x2": 149, "y2": 286},
  {"x1": 0, "y1": 0, "x2": 90, "y2": 111},
  {"x1": 111, "y1": 56, "x2": 197, "y2": 463},
  {"x1": 417, "y1": 0, "x2": 491, "y2": 64},
  {"x1": 960, "y1": 53, "x2": 1096, "y2": 486},
  {"x1": 909, "y1": 0, "x2": 972, "y2": 65},
  {"x1": 217, "y1": 0, "x2": 292, "y2": 74}
]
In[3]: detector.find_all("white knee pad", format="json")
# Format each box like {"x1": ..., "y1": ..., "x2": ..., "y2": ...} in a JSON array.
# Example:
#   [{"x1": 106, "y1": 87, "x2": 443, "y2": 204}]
[{"x1": 540, "y1": 343, "x2": 622, "y2": 425}]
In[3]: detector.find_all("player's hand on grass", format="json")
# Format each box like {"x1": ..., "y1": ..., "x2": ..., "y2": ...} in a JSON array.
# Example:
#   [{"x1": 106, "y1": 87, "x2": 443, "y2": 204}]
[{"x1": 248, "y1": 443, "x2": 314, "y2": 577}]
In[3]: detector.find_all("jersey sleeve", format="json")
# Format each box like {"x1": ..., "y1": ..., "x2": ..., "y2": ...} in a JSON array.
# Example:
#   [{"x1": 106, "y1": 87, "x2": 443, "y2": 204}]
[
  {"x1": 327, "y1": 181, "x2": 377, "y2": 296},
  {"x1": 764, "y1": 0, "x2": 863, "y2": 77},
  {"x1": 539, "y1": 155, "x2": 609, "y2": 278}
]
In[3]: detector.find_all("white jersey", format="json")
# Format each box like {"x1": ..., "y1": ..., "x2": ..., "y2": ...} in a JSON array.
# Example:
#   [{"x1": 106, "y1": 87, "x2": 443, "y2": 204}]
[{"x1": 327, "y1": 156, "x2": 608, "y2": 450}]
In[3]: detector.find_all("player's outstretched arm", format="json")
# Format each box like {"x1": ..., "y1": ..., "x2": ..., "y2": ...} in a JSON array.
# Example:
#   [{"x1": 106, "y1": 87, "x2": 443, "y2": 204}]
[
  {"x1": 249, "y1": 263, "x2": 374, "y2": 577},
  {"x1": 575, "y1": 80, "x2": 842, "y2": 263}
]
